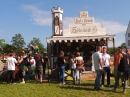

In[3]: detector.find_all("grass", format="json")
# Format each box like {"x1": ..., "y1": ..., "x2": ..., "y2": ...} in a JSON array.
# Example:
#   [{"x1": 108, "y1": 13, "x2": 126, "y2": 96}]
[{"x1": 0, "y1": 80, "x2": 130, "y2": 97}]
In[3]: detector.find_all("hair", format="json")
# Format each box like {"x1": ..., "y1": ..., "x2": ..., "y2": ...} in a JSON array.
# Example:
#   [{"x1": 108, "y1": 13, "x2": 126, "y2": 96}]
[
  {"x1": 76, "y1": 52, "x2": 80, "y2": 57},
  {"x1": 96, "y1": 46, "x2": 101, "y2": 51},
  {"x1": 9, "y1": 53, "x2": 13, "y2": 57},
  {"x1": 70, "y1": 54, "x2": 75, "y2": 59},
  {"x1": 59, "y1": 51, "x2": 64, "y2": 57}
]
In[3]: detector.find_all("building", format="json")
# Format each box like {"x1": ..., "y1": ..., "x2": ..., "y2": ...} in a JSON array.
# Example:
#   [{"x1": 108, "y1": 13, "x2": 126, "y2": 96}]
[
  {"x1": 46, "y1": 6, "x2": 115, "y2": 77},
  {"x1": 125, "y1": 21, "x2": 130, "y2": 48}
]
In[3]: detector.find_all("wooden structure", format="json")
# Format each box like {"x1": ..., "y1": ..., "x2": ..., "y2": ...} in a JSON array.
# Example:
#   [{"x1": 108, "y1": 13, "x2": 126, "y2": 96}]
[{"x1": 46, "y1": 7, "x2": 115, "y2": 78}]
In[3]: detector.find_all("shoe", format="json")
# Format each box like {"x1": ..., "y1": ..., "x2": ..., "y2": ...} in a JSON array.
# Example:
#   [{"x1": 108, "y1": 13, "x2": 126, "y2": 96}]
[
  {"x1": 20, "y1": 81, "x2": 25, "y2": 84},
  {"x1": 40, "y1": 82, "x2": 43, "y2": 84},
  {"x1": 96, "y1": 88, "x2": 102, "y2": 91},
  {"x1": 101, "y1": 85, "x2": 104, "y2": 88},
  {"x1": 93, "y1": 87, "x2": 97, "y2": 90},
  {"x1": 6, "y1": 83, "x2": 10, "y2": 85},
  {"x1": 12, "y1": 83, "x2": 17, "y2": 85},
  {"x1": 112, "y1": 88, "x2": 116, "y2": 92},
  {"x1": 122, "y1": 90, "x2": 126, "y2": 94},
  {"x1": 63, "y1": 82, "x2": 66, "y2": 85},
  {"x1": 108, "y1": 85, "x2": 111, "y2": 87}
]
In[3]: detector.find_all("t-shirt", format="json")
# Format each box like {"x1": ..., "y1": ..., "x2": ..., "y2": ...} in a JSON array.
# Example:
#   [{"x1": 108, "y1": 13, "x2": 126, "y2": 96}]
[
  {"x1": 57, "y1": 57, "x2": 65, "y2": 67},
  {"x1": 7, "y1": 57, "x2": 17, "y2": 70},
  {"x1": 30, "y1": 58, "x2": 36, "y2": 67},
  {"x1": 102, "y1": 53, "x2": 110, "y2": 67},
  {"x1": 114, "y1": 52, "x2": 119, "y2": 66},
  {"x1": 93, "y1": 52, "x2": 102, "y2": 70}
]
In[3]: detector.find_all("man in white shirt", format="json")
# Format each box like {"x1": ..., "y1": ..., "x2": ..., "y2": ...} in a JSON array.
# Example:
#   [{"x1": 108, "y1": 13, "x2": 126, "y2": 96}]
[
  {"x1": 101, "y1": 47, "x2": 111, "y2": 87},
  {"x1": 6, "y1": 53, "x2": 17, "y2": 84},
  {"x1": 93, "y1": 46, "x2": 103, "y2": 90}
]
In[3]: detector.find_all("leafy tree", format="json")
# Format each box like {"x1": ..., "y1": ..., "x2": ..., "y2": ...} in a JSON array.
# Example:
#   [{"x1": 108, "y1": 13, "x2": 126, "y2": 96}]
[
  {"x1": 108, "y1": 48, "x2": 118, "y2": 55},
  {"x1": 11, "y1": 33, "x2": 26, "y2": 54},
  {"x1": 3, "y1": 44, "x2": 16, "y2": 54},
  {"x1": 121, "y1": 43, "x2": 126, "y2": 48},
  {"x1": 28, "y1": 38, "x2": 46, "y2": 54}
]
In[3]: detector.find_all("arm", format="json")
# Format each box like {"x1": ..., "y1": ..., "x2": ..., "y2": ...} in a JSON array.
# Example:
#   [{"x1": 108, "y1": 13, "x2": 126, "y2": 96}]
[{"x1": 118, "y1": 53, "x2": 122, "y2": 64}]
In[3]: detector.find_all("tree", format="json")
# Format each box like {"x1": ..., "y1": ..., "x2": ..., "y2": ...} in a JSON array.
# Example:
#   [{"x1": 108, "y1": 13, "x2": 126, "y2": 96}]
[
  {"x1": 11, "y1": 33, "x2": 26, "y2": 54},
  {"x1": 2, "y1": 44, "x2": 16, "y2": 54},
  {"x1": 28, "y1": 38, "x2": 46, "y2": 54},
  {"x1": 121, "y1": 43, "x2": 126, "y2": 48}
]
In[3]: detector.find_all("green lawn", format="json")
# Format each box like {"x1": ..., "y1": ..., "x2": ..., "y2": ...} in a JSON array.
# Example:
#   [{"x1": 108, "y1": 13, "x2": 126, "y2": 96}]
[{"x1": 0, "y1": 80, "x2": 130, "y2": 97}]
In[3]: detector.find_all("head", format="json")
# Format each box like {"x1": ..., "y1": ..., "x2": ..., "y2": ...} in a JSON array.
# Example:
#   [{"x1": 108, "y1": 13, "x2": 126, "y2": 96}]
[
  {"x1": 126, "y1": 48, "x2": 130, "y2": 54},
  {"x1": 70, "y1": 54, "x2": 75, "y2": 59},
  {"x1": 59, "y1": 51, "x2": 64, "y2": 57},
  {"x1": 96, "y1": 46, "x2": 102, "y2": 52},
  {"x1": 9, "y1": 53, "x2": 13, "y2": 57},
  {"x1": 102, "y1": 47, "x2": 107, "y2": 54},
  {"x1": 76, "y1": 52, "x2": 80, "y2": 57},
  {"x1": 29, "y1": 54, "x2": 33, "y2": 59},
  {"x1": 118, "y1": 47, "x2": 124, "y2": 53}
]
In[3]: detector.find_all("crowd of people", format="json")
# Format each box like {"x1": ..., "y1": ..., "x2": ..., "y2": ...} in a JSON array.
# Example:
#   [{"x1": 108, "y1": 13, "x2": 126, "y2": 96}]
[
  {"x1": 0, "y1": 52, "x2": 49, "y2": 84},
  {"x1": 1, "y1": 46, "x2": 130, "y2": 94},
  {"x1": 93, "y1": 46, "x2": 130, "y2": 94}
]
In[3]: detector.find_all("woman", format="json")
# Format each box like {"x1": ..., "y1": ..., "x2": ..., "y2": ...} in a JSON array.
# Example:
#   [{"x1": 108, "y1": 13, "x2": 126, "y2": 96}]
[
  {"x1": 35, "y1": 52, "x2": 44, "y2": 83},
  {"x1": 70, "y1": 54, "x2": 76, "y2": 83},
  {"x1": 75, "y1": 52, "x2": 84, "y2": 84},
  {"x1": 17, "y1": 54, "x2": 25, "y2": 84},
  {"x1": 57, "y1": 51, "x2": 66, "y2": 84}
]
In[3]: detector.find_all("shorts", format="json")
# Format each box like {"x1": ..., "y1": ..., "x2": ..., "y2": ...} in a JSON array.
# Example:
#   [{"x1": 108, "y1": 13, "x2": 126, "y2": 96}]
[
  {"x1": 35, "y1": 66, "x2": 43, "y2": 78},
  {"x1": 114, "y1": 65, "x2": 118, "y2": 76}
]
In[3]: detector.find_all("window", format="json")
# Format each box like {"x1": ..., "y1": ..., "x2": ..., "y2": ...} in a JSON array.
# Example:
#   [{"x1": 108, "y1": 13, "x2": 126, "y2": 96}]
[
  {"x1": 128, "y1": 33, "x2": 130, "y2": 37},
  {"x1": 128, "y1": 40, "x2": 130, "y2": 46}
]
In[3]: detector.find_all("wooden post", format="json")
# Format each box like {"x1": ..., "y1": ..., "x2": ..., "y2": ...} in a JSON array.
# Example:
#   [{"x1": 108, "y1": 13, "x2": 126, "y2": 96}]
[{"x1": 113, "y1": 38, "x2": 115, "y2": 53}]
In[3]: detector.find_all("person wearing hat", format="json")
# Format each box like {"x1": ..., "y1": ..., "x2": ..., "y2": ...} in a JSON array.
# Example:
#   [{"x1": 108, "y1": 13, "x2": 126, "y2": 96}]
[{"x1": 112, "y1": 47, "x2": 128, "y2": 93}]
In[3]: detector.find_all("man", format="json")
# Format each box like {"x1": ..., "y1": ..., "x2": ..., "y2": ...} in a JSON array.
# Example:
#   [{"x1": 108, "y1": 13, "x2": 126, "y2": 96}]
[
  {"x1": 126, "y1": 48, "x2": 130, "y2": 86},
  {"x1": 93, "y1": 46, "x2": 103, "y2": 90},
  {"x1": 101, "y1": 47, "x2": 111, "y2": 87},
  {"x1": 42, "y1": 53, "x2": 49, "y2": 80},
  {"x1": 113, "y1": 47, "x2": 123, "y2": 86},
  {"x1": 6, "y1": 53, "x2": 17, "y2": 84},
  {"x1": 112, "y1": 47, "x2": 128, "y2": 94}
]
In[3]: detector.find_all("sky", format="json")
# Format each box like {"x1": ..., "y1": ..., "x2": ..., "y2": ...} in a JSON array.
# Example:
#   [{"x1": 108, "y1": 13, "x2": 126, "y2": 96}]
[{"x1": 0, "y1": 0, "x2": 129, "y2": 48}]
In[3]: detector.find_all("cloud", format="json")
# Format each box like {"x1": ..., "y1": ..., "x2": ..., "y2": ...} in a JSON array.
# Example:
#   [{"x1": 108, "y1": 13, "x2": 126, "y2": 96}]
[
  {"x1": 95, "y1": 19, "x2": 127, "y2": 34},
  {"x1": 22, "y1": 5, "x2": 52, "y2": 26},
  {"x1": 22, "y1": 5, "x2": 127, "y2": 35}
]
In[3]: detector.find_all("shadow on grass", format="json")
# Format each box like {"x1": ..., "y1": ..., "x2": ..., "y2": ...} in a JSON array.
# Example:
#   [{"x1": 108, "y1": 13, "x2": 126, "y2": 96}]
[{"x1": 58, "y1": 85, "x2": 124, "y2": 93}]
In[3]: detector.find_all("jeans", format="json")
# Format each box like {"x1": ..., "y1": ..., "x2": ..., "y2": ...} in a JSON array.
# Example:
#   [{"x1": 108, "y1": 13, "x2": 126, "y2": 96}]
[
  {"x1": 27, "y1": 65, "x2": 31, "y2": 79},
  {"x1": 59, "y1": 66, "x2": 65, "y2": 83},
  {"x1": 102, "y1": 67, "x2": 110, "y2": 85},
  {"x1": 7, "y1": 70, "x2": 15, "y2": 84},
  {"x1": 71, "y1": 69, "x2": 76, "y2": 78},
  {"x1": 94, "y1": 70, "x2": 102, "y2": 88}
]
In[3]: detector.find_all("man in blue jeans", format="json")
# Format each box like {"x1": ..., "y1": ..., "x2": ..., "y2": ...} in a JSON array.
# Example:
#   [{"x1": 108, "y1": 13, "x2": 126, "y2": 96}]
[{"x1": 93, "y1": 46, "x2": 103, "y2": 90}]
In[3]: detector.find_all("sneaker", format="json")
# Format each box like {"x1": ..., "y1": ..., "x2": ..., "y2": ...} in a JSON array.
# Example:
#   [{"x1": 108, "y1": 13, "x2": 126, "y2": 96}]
[
  {"x1": 122, "y1": 90, "x2": 126, "y2": 94},
  {"x1": 112, "y1": 88, "x2": 116, "y2": 92},
  {"x1": 63, "y1": 82, "x2": 66, "y2": 85},
  {"x1": 6, "y1": 83, "x2": 10, "y2": 85},
  {"x1": 20, "y1": 81, "x2": 25, "y2": 84},
  {"x1": 40, "y1": 82, "x2": 43, "y2": 84}
]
